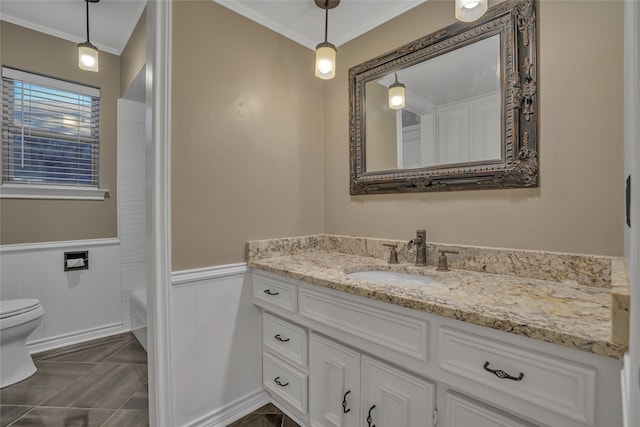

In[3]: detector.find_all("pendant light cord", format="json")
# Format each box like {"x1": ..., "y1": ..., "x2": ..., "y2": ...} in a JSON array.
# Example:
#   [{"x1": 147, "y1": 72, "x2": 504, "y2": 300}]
[
  {"x1": 324, "y1": 0, "x2": 329, "y2": 43},
  {"x1": 85, "y1": 0, "x2": 90, "y2": 42}
]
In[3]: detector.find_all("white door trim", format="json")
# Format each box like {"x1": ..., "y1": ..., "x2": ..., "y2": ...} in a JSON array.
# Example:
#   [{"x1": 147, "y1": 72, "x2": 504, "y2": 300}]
[
  {"x1": 146, "y1": 1, "x2": 174, "y2": 426},
  {"x1": 623, "y1": 1, "x2": 639, "y2": 426}
]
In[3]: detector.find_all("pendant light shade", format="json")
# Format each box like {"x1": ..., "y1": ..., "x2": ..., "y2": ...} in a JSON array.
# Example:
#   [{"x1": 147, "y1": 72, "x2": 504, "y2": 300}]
[
  {"x1": 78, "y1": 0, "x2": 99, "y2": 72},
  {"x1": 388, "y1": 73, "x2": 406, "y2": 110},
  {"x1": 315, "y1": 42, "x2": 337, "y2": 80},
  {"x1": 455, "y1": 0, "x2": 488, "y2": 22},
  {"x1": 314, "y1": 0, "x2": 339, "y2": 80},
  {"x1": 78, "y1": 42, "x2": 99, "y2": 72}
]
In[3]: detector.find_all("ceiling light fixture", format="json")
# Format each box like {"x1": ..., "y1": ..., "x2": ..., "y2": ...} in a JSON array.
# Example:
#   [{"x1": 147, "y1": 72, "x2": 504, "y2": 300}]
[
  {"x1": 455, "y1": 0, "x2": 488, "y2": 22},
  {"x1": 78, "y1": 0, "x2": 100, "y2": 72},
  {"x1": 388, "y1": 73, "x2": 406, "y2": 110},
  {"x1": 314, "y1": 0, "x2": 340, "y2": 80}
]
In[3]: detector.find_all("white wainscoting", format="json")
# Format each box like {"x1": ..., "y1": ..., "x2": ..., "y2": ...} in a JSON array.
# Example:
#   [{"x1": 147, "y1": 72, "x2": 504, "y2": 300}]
[
  {"x1": 0, "y1": 238, "x2": 125, "y2": 353},
  {"x1": 171, "y1": 264, "x2": 268, "y2": 427}
]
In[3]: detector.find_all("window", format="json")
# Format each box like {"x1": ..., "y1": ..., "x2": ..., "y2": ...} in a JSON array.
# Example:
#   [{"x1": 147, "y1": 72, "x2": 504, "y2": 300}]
[{"x1": 1, "y1": 67, "x2": 106, "y2": 199}]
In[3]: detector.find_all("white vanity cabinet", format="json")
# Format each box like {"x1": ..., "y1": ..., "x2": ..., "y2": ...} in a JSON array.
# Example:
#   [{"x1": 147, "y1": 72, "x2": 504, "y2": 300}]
[
  {"x1": 252, "y1": 270, "x2": 623, "y2": 427},
  {"x1": 309, "y1": 333, "x2": 436, "y2": 427}
]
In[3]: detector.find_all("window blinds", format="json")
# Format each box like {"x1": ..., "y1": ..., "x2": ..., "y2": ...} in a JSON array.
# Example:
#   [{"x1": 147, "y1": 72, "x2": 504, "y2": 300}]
[{"x1": 1, "y1": 67, "x2": 101, "y2": 187}]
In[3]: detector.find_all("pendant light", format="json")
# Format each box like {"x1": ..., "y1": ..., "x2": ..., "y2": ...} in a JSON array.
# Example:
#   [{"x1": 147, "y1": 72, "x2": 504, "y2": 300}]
[
  {"x1": 388, "y1": 73, "x2": 406, "y2": 110},
  {"x1": 78, "y1": 0, "x2": 100, "y2": 72},
  {"x1": 455, "y1": 0, "x2": 488, "y2": 22},
  {"x1": 314, "y1": 0, "x2": 340, "y2": 80}
]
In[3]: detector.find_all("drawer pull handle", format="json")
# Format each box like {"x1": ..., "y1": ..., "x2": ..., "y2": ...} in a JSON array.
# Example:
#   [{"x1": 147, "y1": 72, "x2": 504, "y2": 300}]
[
  {"x1": 366, "y1": 404, "x2": 376, "y2": 427},
  {"x1": 274, "y1": 334, "x2": 290, "y2": 342},
  {"x1": 264, "y1": 289, "x2": 280, "y2": 296},
  {"x1": 342, "y1": 390, "x2": 351, "y2": 414},
  {"x1": 483, "y1": 361, "x2": 524, "y2": 381},
  {"x1": 274, "y1": 376, "x2": 289, "y2": 387}
]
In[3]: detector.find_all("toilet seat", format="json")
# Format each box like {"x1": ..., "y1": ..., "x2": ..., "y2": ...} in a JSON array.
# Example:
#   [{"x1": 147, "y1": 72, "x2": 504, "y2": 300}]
[{"x1": 0, "y1": 299, "x2": 41, "y2": 319}]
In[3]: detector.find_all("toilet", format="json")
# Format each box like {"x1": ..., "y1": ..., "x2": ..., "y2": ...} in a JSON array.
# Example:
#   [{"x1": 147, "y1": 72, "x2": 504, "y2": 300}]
[{"x1": 0, "y1": 299, "x2": 44, "y2": 388}]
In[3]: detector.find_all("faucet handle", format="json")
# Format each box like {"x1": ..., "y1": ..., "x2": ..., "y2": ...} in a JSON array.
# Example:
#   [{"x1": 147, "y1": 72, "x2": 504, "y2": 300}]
[
  {"x1": 439, "y1": 249, "x2": 459, "y2": 255},
  {"x1": 436, "y1": 249, "x2": 459, "y2": 272},
  {"x1": 382, "y1": 243, "x2": 399, "y2": 264}
]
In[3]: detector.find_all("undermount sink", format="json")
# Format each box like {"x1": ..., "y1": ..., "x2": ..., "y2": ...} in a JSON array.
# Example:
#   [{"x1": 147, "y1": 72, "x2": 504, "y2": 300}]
[{"x1": 347, "y1": 270, "x2": 438, "y2": 286}]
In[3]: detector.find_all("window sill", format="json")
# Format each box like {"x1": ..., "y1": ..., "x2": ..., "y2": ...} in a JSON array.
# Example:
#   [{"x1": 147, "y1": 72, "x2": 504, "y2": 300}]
[{"x1": 0, "y1": 184, "x2": 109, "y2": 200}]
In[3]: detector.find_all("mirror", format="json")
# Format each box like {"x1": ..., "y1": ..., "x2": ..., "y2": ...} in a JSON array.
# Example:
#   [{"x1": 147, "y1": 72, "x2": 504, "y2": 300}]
[
  {"x1": 349, "y1": 0, "x2": 537, "y2": 194},
  {"x1": 365, "y1": 35, "x2": 501, "y2": 172}
]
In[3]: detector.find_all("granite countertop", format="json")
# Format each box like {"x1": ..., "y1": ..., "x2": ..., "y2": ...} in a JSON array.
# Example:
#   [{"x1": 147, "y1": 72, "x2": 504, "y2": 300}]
[{"x1": 249, "y1": 248, "x2": 628, "y2": 360}]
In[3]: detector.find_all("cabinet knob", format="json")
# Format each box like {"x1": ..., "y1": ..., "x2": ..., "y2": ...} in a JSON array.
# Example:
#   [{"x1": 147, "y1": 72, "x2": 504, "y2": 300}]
[
  {"x1": 342, "y1": 390, "x2": 351, "y2": 414},
  {"x1": 483, "y1": 361, "x2": 524, "y2": 381},
  {"x1": 264, "y1": 289, "x2": 279, "y2": 296}
]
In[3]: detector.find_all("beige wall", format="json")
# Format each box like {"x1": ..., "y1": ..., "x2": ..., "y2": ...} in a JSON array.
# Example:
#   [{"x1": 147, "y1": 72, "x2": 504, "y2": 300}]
[
  {"x1": 323, "y1": 0, "x2": 624, "y2": 256},
  {"x1": 171, "y1": 1, "x2": 324, "y2": 270},
  {"x1": 120, "y1": 9, "x2": 146, "y2": 97},
  {"x1": 366, "y1": 82, "x2": 398, "y2": 171},
  {"x1": 0, "y1": 22, "x2": 119, "y2": 244}
]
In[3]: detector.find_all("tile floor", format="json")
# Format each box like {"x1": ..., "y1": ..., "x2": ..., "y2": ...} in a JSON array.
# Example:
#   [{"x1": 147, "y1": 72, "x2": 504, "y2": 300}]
[
  {"x1": 0, "y1": 332, "x2": 148, "y2": 427},
  {"x1": 1, "y1": 332, "x2": 298, "y2": 427},
  {"x1": 227, "y1": 403, "x2": 299, "y2": 427}
]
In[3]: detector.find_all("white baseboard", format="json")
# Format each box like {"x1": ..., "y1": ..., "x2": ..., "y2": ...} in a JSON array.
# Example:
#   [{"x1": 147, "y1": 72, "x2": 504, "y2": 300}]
[
  {"x1": 622, "y1": 353, "x2": 630, "y2": 427},
  {"x1": 28, "y1": 322, "x2": 128, "y2": 354},
  {"x1": 182, "y1": 389, "x2": 270, "y2": 427}
]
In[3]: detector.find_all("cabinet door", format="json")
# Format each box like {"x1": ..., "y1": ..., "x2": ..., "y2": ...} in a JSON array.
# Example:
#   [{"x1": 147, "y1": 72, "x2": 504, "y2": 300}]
[
  {"x1": 310, "y1": 333, "x2": 361, "y2": 427},
  {"x1": 445, "y1": 391, "x2": 536, "y2": 427},
  {"x1": 362, "y1": 356, "x2": 436, "y2": 427}
]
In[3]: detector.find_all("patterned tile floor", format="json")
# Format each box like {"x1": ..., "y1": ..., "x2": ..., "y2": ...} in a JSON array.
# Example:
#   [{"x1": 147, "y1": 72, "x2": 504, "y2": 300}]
[{"x1": 0, "y1": 333, "x2": 148, "y2": 427}]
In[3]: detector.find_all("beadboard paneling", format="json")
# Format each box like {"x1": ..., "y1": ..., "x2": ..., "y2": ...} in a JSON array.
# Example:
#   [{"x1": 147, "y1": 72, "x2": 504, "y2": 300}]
[
  {"x1": 0, "y1": 239, "x2": 123, "y2": 352},
  {"x1": 170, "y1": 265, "x2": 264, "y2": 426}
]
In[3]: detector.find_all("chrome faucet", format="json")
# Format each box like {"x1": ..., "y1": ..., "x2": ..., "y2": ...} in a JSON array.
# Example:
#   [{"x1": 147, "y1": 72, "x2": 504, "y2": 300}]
[{"x1": 407, "y1": 229, "x2": 427, "y2": 266}]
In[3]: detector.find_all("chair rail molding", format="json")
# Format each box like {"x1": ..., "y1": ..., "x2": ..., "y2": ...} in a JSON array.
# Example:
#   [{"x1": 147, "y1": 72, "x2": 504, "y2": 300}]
[{"x1": 171, "y1": 263, "x2": 248, "y2": 286}]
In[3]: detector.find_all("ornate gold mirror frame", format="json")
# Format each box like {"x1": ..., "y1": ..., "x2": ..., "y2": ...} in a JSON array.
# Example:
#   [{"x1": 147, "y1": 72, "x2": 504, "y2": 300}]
[{"x1": 349, "y1": 0, "x2": 537, "y2": 194}]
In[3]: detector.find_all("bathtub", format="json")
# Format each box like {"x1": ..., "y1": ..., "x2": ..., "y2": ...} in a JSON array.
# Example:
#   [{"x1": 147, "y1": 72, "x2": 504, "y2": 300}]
[{"x1": 130, "y1": 289, "x2": 147, "y2": 351}]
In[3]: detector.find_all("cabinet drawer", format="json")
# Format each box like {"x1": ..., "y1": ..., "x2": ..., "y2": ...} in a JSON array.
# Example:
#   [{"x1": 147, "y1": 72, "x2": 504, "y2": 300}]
[
  {"x1": 445, "y1": 391, "x2": 537, "y2": 427},
  {"x1": 263, "y1": 312, "x2": 308, "y2": 369},
  {"x1": 263, "y1": 352, "x2": 308, "y2": 414},
  {"x1": 438, "y1": 327, "x2": 596, "y2": 425},
  {"x1": 299, "y1": 287, "x2": 429, "y2": 362},
  {"x1": 254, "y1": 273, "x2": 297, "y2": 312}
]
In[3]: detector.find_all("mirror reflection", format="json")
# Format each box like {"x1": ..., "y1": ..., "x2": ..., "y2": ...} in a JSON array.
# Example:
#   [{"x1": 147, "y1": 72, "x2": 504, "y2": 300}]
[{"x1": 365, "y1": 35, "x2": 501, "y2": 172}]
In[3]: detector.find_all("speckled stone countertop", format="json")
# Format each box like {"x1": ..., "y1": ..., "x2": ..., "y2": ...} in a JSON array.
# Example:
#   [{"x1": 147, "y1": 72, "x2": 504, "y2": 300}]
[{"x1": 247, "y1": 235, "x2": 629, "y2": 360}]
